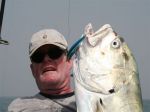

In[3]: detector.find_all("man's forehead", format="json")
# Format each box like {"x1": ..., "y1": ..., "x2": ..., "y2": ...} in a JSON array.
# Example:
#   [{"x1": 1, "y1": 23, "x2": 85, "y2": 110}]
[{"x1": 36, "y1": 44, "x2": 61, "y2": 52}]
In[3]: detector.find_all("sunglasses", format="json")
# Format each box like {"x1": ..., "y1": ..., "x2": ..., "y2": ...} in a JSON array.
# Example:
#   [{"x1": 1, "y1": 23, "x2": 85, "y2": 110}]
[{"x1": 31, "y1": 47, "x2": 67, "y2": 63}]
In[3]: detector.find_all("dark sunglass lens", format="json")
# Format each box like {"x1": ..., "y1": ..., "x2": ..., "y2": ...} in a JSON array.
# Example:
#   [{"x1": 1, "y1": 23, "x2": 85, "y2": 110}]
[
  {"x1": 31, "y1": 52, "x2": 44, "y2": 63},
  {"x1": 48, "y1": 48, "x2": 64, "y2": 59}
]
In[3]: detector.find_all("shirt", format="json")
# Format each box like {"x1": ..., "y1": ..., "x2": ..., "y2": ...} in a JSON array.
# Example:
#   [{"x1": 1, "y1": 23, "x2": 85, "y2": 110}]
[{"x1": 8, "y1": 92, "x2": 76, "y2": 112}]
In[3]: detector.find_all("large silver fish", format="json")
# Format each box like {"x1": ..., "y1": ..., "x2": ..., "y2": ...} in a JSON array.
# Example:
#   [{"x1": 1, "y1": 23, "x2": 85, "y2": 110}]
[{"x1": 72, "y1": 24, "x2": 143, "y2": 112}]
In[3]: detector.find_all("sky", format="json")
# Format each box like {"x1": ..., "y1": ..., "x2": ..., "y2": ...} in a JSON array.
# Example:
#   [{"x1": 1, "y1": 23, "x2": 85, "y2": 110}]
[{"x1": 0, "y1": 0, "x2": 150, "y2": 100}]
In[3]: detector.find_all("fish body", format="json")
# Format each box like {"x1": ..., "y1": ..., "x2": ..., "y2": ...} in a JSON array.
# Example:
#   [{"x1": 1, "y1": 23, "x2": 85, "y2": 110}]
[{"x1": 73, "y1": 24, "x2": 143, "y2": 112}]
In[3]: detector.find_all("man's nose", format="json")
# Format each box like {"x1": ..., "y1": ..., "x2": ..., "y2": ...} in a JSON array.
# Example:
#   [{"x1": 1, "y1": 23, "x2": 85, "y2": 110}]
[{"x1": 43, "y1": 54, "x2": 52, "y2": 62}]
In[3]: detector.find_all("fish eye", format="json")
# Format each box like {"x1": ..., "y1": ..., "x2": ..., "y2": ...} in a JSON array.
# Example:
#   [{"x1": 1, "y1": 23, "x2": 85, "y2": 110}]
[{"x1": 111, "y1": 39, "x2": 120, "y2": 49}]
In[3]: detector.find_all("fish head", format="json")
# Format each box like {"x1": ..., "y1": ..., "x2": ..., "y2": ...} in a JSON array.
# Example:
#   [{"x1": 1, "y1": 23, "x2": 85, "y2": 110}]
[
  {"x1": 78, "y1": 23, "x2": 132, "y2": 71},
  {"x1": 74, "y1": 23, "x2": 137, "y2": 94}
]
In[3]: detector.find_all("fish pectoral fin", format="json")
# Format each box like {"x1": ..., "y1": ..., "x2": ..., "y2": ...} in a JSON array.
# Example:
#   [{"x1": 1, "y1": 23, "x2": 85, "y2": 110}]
[{"x1": 96, "y1": 98, "x2": 104, "y2": 112}]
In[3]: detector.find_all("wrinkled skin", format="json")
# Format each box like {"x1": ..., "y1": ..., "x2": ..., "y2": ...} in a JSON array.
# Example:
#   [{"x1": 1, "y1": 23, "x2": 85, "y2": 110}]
[
  {"x1": 31, "y1": 44, "x2": 73, "y2": 95},
  {"x1": 73, "y1": 24, "x2": 143, "y2": 112}
]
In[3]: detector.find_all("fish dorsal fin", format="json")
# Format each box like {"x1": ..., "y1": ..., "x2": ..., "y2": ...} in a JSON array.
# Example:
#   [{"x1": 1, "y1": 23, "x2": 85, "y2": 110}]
[{"x1": 85, "y1": 24, "x2": 113, "y2": 47}]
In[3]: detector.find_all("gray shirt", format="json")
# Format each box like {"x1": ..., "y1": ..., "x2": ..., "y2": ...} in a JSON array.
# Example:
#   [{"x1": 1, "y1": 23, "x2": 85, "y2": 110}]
[{"x1": 8, "y1": 92, "x2": 76, "y2": 112}]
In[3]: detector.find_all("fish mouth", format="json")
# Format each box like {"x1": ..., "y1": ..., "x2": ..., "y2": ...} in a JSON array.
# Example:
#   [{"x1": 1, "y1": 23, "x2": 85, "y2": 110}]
[{"x1": 42, "y1": 66, "x2": 57, "y2": 74}]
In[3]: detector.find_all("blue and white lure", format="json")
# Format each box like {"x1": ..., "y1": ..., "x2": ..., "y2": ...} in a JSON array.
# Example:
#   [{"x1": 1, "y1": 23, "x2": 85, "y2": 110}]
[{"x1": 67, "y1": 35, "x2": 85, "y2": 60}]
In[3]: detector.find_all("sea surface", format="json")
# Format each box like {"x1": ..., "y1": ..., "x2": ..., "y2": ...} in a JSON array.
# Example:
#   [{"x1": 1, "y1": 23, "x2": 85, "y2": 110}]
[{"x1": 0, "y1": 97, "x2": 150, "y2": 112}]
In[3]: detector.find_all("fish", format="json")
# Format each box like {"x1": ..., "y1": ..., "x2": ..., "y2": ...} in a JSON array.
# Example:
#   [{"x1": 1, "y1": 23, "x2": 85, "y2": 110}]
[{"x1": 71, "y1": 23, "x2": 143, "y2": 112}]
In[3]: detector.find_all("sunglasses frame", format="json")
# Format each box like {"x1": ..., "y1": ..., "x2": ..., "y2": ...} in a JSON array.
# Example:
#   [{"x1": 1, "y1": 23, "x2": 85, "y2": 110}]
[{"x1": 30, "y1": 47, "x2": 67, "y2": 63}]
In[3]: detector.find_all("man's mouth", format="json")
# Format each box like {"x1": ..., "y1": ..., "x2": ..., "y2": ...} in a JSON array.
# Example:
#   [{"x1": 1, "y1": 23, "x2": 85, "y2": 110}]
[{"x1": 42, "y1": 66, "x2": 56, "y2": 73}]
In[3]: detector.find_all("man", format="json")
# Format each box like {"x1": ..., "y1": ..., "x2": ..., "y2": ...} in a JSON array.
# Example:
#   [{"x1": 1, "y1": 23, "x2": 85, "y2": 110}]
[{"x1": 8, "y1": 29, "x2": 76, "y2": 112}]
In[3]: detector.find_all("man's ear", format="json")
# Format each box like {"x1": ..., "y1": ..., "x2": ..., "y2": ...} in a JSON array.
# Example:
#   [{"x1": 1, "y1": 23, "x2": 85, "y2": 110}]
[
  {"x1": 67, "y1": 58, "x2": 73, "y2": 69},
  {"x1": 30, "y1": 64, "x2": 36, "y2": 78}
]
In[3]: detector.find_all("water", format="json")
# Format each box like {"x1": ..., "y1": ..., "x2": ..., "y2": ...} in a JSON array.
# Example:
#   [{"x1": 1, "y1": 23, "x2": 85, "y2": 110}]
[
  {"x1": 0, "y1": 97, "x2": 16, "y2": 112},
  {"x1": 0, "y1": 97, "x2": 150, "y2": 112},
  {"x1": 143, "y1": 99, "x2": 150, "y2": 112}
]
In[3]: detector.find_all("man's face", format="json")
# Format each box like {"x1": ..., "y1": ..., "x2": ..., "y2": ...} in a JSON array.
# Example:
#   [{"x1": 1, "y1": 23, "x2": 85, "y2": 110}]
[{"x1": 30, "y1": 44, "x2": 72, "y2": 93}]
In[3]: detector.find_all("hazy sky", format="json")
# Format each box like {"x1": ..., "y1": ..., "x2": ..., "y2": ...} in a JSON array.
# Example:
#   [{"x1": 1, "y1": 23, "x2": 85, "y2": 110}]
[{"x1": 0, "y1": 0, "x2": 150, "y2": 99}]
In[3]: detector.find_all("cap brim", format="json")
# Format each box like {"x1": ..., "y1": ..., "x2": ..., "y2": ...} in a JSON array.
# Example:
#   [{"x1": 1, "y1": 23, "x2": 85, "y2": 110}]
[{"x1": 29, "y1": 42, "x2": 67, "y2": 57}]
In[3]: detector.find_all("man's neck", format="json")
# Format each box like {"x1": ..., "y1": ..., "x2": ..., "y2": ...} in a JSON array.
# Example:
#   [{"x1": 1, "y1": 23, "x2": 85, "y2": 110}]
[
  {"x1": 39, "y1": 90, "x2": 74, "y2": 99},
  {"x1": 40, "y1": 87, "x2": 73, "y2": 95}
]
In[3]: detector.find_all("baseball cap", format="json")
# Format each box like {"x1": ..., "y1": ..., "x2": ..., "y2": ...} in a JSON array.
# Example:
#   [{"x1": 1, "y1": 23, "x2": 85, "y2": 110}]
[{"x1": 29, "y1": 29, "x2": 68, "y2": 57}]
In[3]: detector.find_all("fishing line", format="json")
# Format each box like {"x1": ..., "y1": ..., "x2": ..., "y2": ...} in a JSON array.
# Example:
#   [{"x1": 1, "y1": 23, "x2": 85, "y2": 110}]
[{"x1": 67, "y1": 0, "x2": 70, "y2": 39}]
